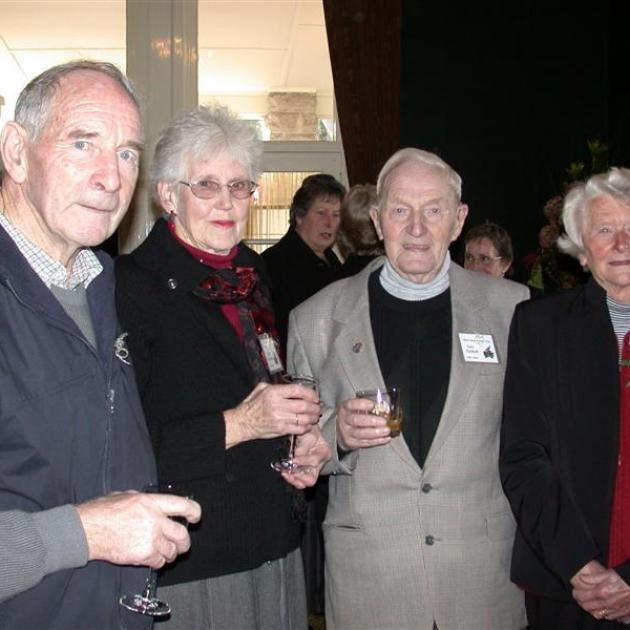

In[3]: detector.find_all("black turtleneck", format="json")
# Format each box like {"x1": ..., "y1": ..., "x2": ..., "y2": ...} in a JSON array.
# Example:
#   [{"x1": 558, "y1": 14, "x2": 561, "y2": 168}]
[{"x1": 368, "y1": 270, "x2": 451, "y2": 468}]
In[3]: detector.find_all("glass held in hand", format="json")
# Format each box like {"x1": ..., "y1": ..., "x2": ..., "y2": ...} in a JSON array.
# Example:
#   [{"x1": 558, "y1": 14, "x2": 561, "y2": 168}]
[
  {"x1": 119, "y1": 483, "x2": 193, "y2": 617},
  {"x1": 355, "y1": 386, "x2": 402, "y2": 437},
  {"x1": 271, "y1": 374, "x2": 318, "y2": 472}
]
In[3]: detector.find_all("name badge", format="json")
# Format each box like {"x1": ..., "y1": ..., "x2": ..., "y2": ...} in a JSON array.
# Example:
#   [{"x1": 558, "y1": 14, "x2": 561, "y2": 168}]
[
  {"x1": 258, "y1": 333, "x2": 284, "y2": 375},
  {"x1": 458, "y1": 333, "x2": 499, "y2": 363}
]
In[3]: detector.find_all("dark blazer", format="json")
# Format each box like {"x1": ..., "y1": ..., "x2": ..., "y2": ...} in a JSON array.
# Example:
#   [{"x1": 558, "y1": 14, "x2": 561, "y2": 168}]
[
  {"x1": 262, "y1": 227, "x2": 341, "y2": 349},
  {"x1": 115, "y1": 219, "x2": 300, "y2": 586},
  {"x1": 500, "y1": 278, "x2": 630, "y2": 601}
]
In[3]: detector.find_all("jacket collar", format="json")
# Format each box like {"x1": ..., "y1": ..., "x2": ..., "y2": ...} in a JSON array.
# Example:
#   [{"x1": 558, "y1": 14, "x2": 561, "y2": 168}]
[
  {"x1": 0, "y1": 222, "x2": 117, "y2": 368},
  {"x1": 128, "y1": 218, "x2": 263, "y2": 386},
  {"x1": 330, "y1": 259, "x2": 509, "y2": 472},
  {"x1": 131, "y1": 218, "x2": 265, "y2": 300},
  {"x1": 279, "y1": 226, "x2": 341, "y2": 267}
]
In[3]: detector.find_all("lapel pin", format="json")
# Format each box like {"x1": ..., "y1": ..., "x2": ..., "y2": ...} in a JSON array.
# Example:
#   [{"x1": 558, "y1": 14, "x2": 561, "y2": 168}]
[
  {"x1": 352, "y1": 342, "x2": 362, "y2": 354},
  {"x1": 114, "y1": 332, "x2": 131, "y2": 365}
]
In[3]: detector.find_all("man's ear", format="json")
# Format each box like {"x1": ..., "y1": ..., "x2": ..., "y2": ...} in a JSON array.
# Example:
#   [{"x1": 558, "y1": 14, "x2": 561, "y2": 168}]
[
  {"x1": 157, "y1": 181, "x2": 177, "y2": 215},
  {"x1": 370, "y1": 204, "x2": 383, "y2": 240},
  {"x1": 451, "y1": 203, "x2": 469, "y2": 242},
  {"x1": 0, "y1": 122, "x2": 29, "y2": 184}
]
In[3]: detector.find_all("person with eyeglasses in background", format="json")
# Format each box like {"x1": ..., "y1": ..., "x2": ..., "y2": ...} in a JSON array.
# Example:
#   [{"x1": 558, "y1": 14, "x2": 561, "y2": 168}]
[
  {"x1": 115, "y1": 105, "x2": 331, "y2": 630},
  {"x1": 463, "y1": 220, "x2": 514, "y2": 278}
]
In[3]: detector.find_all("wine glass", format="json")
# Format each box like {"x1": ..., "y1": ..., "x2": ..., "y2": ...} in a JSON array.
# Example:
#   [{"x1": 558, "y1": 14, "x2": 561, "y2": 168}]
[
  {"x1": 119, "y1": 483, "x2": 192, "y2": 617},
  {"x1": 271, "y1": 374, "x2": 318, "y2": 472},
  {"x1": 119, "y1": 570, "x2": 170, "y2": 617}
]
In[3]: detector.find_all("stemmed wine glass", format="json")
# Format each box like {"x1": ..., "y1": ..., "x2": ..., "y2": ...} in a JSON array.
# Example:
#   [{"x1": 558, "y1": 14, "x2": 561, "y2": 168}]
[
  {"x1": 119, "y1": 483, "x2": 192, "y2": 617},
  {"x1": 271, "y1": 374, "x2": 318, "y2": 472}
]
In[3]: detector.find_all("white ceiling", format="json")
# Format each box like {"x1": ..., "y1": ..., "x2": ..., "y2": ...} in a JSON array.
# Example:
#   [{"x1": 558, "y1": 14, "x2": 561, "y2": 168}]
[{"x1": 0, "y1": 0, "x2": 334, "y2": 126}]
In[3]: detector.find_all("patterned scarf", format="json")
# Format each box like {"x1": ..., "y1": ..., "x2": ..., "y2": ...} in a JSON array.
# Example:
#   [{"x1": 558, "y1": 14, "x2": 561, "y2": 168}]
[
  {"x1": 608, "y1": 329, "x2": 630, "y2": 567},
  {"x1": 193, "y1": 266, "x2": 281, "y2": 384},
  {"x1": 166, "y1": 221, "x2": 282, "y2": 383}
]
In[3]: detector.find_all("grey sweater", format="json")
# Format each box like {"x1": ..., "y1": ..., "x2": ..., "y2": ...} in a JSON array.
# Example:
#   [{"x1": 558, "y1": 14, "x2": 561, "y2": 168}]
[{"x1": 0, "y1": 506, "x2": 88, "y2": 603}]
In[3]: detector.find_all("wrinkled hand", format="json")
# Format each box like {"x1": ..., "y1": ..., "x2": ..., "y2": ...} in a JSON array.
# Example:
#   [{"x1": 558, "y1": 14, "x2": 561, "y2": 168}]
[
  {"x1": 281, "y1": 425, "x2": 332, "y2": 489},
  {"x1": 76, "y1": 491, "x2": 201, "y2": 569},
  {"x1": 225, "y1": 382, "x2": 320, "y2": 447},
  {"x1": 337, "y1": 397, "x2": 392, "y2": 451},
  {"x1": 571, "y1": 560, "x2": 630, "y2": 623}
]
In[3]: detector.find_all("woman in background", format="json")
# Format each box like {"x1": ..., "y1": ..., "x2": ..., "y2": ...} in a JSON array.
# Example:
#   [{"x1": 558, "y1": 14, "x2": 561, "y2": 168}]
[
  {"x1": 463, "y1": 220, "x2": 513, "y2": 278},
  {"x1": 336, "y1": 183, "x2": 384, "y2": 278}
]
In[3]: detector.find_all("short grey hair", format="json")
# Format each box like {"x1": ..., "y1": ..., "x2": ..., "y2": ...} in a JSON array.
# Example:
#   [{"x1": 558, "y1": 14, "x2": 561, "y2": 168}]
[
  {"x1": 150, "y1": 105, "x2": 262, "y2": 204},
  {"x1": 1, "y1": 60, "x2": 140, "y2": 180},
  {"x1": 15, "y1": 60, "x2": 139, "y2": 140},
  {"x1": 558, "y1": 167, "x2": 630, "y2": 258},
  {"x1": 376, "y1": 147, "x2": 463, "y2": 207}
]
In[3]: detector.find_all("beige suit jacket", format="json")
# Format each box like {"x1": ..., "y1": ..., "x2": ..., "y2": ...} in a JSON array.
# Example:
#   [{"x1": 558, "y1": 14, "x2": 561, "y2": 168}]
[{"x1": 288, "y1": 260, "x2": 528, "y2": 630}]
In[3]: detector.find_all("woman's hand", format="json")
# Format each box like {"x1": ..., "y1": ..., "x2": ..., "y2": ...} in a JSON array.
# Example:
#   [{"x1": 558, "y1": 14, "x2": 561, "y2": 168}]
[
  {"x1": 282, "y1": 425, "x2": 332, "y2": 489},
  {"x1": 572, "y1": 560, "x2": 630, "y2": 623},
  {"x1": 224, "y1": 381, "x2": 320, "y2": 448},
  {"x1": 337, "y1": 397, "x2": 392, "y2": 451}
]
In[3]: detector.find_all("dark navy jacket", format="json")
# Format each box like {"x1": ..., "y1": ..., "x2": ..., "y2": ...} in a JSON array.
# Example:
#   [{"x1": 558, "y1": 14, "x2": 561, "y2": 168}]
[{"x1": 0, "y1": 224, "x2": 156, "y2": 629}]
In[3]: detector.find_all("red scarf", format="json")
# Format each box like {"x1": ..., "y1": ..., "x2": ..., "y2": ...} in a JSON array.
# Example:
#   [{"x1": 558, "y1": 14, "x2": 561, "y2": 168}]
[
  {"x1": 608, "y1": 329, "x2": 630, "y2": 567},
  {"x1": 167, "y1": 220, "x2": 281, "y2": 383},
  {"x1": 167, "y1": 220, "x2": 243, "y2": 338}
]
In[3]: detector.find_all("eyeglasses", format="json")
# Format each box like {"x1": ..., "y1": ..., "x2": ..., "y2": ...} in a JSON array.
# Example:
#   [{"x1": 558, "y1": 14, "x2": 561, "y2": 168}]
[
  {"x1": 464, "y1": 253, "x2": 503, "y2": 266},
  {"x1": 179, "y1": 179, "x2": 258, "y2": 200}
]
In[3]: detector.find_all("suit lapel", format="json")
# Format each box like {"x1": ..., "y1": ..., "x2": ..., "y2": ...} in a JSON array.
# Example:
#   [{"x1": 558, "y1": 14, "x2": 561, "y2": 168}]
[
  {"x1": 333, "y1": 260, "x2": 428, "y2": 471},
  {"x1": 423, "y1": 266, "x2": 494, "y2": 469}
]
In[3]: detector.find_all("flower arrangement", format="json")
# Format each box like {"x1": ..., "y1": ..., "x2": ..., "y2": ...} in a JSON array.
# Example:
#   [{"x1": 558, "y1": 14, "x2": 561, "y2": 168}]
[{"x1": 525, "y1": 140, "x2": 608, "y2": 293}]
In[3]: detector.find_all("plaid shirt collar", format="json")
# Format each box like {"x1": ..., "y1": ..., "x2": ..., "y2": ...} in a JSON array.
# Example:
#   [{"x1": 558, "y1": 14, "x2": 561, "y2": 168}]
[{"x1": 0, "y1": 212, "x2": 103, "y2": 290}]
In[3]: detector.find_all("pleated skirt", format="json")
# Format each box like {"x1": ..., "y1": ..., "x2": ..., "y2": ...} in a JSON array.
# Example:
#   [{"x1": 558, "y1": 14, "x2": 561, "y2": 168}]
[{"x1": 156, "y1": 548, "x2": 307, "y2": 630}]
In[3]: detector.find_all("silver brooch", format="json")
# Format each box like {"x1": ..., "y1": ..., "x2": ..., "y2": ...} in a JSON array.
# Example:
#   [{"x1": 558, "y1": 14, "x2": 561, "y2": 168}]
[{"x1": 114, "y1": 332, "x2": 131, "y2": 365}]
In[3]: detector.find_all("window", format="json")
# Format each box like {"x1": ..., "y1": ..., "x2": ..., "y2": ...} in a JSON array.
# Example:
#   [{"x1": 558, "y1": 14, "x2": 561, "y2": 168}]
[
  {"x1": 246, "y1": 171, "x2": 317, "y2": 253},
  {"x1": 198, "y1": 1, "x2": 335, "y2": 142}
]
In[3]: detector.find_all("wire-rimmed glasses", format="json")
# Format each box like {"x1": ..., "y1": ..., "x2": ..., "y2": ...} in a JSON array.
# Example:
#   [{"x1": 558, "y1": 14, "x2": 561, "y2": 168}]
[{"x1": 179, "y1": 179, "x2": 258, "y2": 200}]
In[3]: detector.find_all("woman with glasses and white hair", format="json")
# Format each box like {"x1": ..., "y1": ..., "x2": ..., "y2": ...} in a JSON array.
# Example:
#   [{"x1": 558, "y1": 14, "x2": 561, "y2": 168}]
[
  {"x1": 115, "y1": 105, "x2": 330, "y2": 630},
  {"x1": 501, "y1": 167, "x2": 630, "y2": 628}
]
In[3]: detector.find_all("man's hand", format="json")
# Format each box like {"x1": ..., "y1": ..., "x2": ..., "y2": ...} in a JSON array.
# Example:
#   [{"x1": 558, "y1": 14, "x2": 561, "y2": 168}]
[
  {"x1": 76, "y1": 491, "x2": 201, "y2": 569},
  {"x1": 571, "y1": 560, "x2": 630, "y2": 623},
  {"x1": 337, "y1": 397, "x2": 391, "y2": 451},
  {"x1": 281, "y1": 425, "x2": 332, "y2": 489}
]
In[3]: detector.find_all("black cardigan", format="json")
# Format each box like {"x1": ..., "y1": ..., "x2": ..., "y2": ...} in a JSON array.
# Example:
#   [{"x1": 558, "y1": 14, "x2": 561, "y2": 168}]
[
  {"x1": 500, "y1": 278, "x2": 630, "y2": 601},
  {"x1": 261, "y1": 227, "x2": 341, "y2": 350},
  {"x1": 115, "y1": 219, "x2": 300, "y2": 586}
]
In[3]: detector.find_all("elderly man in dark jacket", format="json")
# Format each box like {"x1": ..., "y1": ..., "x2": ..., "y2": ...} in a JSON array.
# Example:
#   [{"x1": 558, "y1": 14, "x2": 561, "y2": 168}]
[{"x1": 0, "y1": 61, "x2": 200, "y2": 629}]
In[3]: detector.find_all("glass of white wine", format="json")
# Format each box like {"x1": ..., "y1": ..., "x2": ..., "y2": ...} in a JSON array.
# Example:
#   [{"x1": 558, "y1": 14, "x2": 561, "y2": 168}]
[{"x1": 271, "y1": 374, "x2": 319, "y2": 472}]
